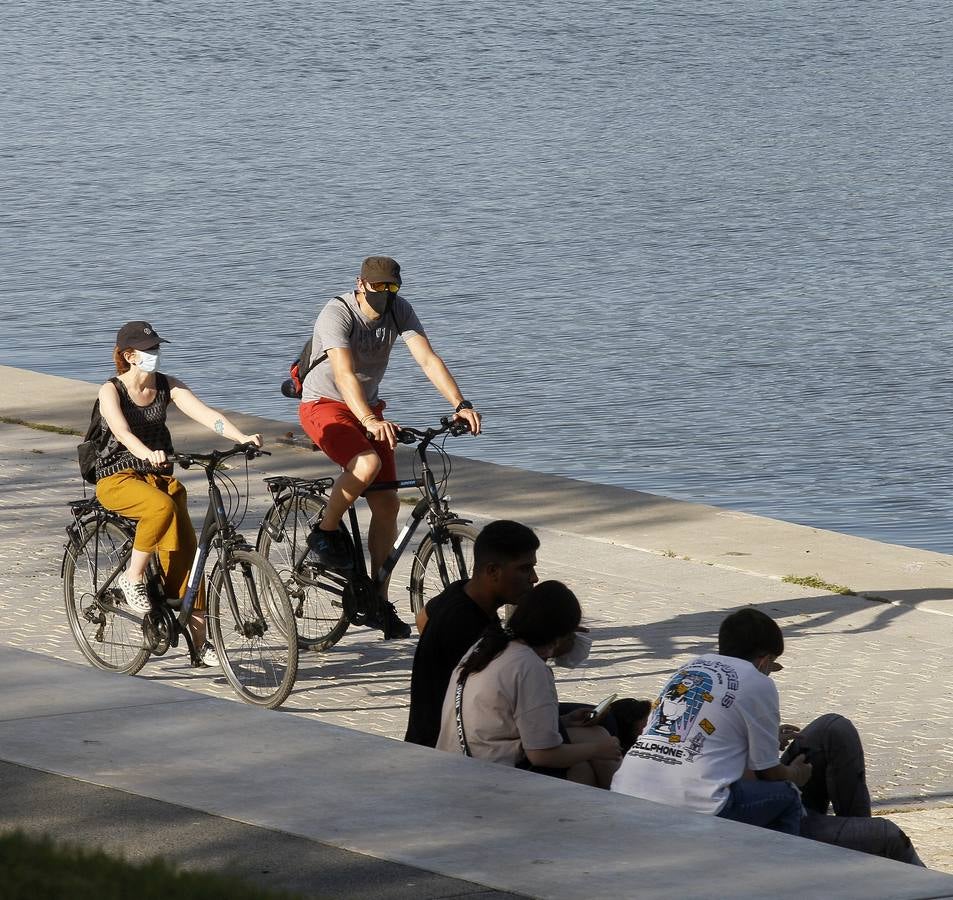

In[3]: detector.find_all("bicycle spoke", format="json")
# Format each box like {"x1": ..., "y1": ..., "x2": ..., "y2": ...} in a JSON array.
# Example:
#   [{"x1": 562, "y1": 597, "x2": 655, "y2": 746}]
[
  {"x1": 209, "y1": 549, "x2": 298, "y2": 708},
  {"x1": 408, "y1": 523, "x2": 478, "y2": 615},
  {"x1": 257, "y1": 494, "x2": 350, "y2": 651},
  {"x1": 63, "y1": 519, "x2": 150, "y2": 674}
]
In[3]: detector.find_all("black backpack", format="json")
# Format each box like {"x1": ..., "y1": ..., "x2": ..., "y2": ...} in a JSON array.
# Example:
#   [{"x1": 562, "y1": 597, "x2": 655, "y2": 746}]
[
  {"x1": 280, "y1": 296, "x2": 398, "y2": 399},
  {"x1": 77, "y1": 378, "x2": 118, "y2": 485}
]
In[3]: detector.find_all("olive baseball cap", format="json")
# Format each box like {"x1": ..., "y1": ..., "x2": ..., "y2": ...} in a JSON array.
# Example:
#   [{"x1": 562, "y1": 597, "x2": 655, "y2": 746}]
[
  {"x1": 360, "y1": 255, "x2": 402, "y2": 285},
  {"x1": 116, "y1": 321, "x2": 169, "y2": 350}
]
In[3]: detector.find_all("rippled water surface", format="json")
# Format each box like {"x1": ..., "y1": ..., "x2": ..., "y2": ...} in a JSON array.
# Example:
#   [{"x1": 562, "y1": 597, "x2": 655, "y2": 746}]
[{"x1": 3, "y1": 1, "x2": 953, "y2": 551}]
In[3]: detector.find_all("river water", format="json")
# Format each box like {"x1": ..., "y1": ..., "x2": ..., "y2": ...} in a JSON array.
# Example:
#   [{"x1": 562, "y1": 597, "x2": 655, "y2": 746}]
[{"x1": 3, "y1": 1, "x2": 953, "y2": 552}]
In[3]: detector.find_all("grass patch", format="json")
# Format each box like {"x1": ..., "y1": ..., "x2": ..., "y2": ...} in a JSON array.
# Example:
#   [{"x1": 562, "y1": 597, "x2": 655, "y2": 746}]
[
  {"x1": 782, "y1": 574, "x2": 856, "y2": 596},
  {"x1": 0, "y1": 830, "x2": 304, "y2": 900},
  {"x1": 0, "y1": 416, "x2": 81, "y2": 437}
]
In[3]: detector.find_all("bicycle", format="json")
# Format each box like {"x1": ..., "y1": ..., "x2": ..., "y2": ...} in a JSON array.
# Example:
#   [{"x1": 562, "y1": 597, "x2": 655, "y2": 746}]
[
  {"x1": 257, "y1": 416, "x2": 477, "y2": 651},
  {"x1": 62, "y1": 443, "x2": 299, "y2": 709}
]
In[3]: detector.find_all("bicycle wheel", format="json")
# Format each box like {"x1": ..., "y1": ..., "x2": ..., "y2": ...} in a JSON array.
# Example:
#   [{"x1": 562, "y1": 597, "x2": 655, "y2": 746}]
[
  {"x1": 408, "y1": 522, "x2": 478, "y2": 615},
  {"x1": 62, "y1": 519, "x2": 151, "y2": 675},
  {"x1": 257, "y1": 495, "x2": 350, "y2": 651},
  {"x1": 208, "y1": 548, "x2": 299, "y2": 709}
]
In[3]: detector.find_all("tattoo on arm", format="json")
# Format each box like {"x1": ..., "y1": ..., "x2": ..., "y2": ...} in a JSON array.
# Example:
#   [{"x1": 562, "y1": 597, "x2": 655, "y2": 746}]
[{"x1": 214, "y1": 418, "x2": 225, "y2": 435}]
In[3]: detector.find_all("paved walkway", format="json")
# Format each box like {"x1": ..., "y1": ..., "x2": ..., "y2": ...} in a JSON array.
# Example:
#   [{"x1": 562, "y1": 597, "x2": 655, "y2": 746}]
[
  {"x1": 0, "y1": 758, "x2": 521, "y2": 900},
  {"x1": 3, "y1": 365, "x2": 953, "y2": 880},
  {"x1": 10, "y1": 643, "x2": 953, "y2": 900}
]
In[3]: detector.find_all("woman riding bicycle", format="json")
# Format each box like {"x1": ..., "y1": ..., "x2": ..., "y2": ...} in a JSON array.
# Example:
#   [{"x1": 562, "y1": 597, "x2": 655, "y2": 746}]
[{"x1": 94, "y1": 320, "x2": 262, "y2": 665}]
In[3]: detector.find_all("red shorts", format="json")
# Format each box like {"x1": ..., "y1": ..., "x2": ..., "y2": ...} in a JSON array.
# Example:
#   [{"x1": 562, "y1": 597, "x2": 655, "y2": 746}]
[{"x1": 299, "y1": 398, "x2": 396, "y2": 483}]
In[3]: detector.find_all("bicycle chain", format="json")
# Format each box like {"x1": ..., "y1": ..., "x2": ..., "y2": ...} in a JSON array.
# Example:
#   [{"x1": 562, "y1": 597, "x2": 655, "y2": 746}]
[{"x1": 142, "y1": 606, "x2": 176, "y2": 655}]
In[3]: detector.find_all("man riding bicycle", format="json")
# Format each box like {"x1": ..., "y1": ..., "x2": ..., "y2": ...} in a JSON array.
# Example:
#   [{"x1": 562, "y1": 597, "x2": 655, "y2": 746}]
[{"x1": 298, "y1": 255, "x2": 482, "y2": 639}]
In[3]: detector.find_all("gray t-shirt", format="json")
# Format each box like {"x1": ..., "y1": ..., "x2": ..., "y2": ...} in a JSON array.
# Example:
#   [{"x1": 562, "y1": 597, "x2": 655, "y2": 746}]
[{"x1": 301, "y1": 292, "x2": 425, "y2": 405}]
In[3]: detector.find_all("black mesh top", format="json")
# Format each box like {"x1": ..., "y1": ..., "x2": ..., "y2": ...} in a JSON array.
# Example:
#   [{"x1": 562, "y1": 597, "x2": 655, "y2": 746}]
[{"x1": 95, "y1": 374, "x2": 174, "y2": 479}]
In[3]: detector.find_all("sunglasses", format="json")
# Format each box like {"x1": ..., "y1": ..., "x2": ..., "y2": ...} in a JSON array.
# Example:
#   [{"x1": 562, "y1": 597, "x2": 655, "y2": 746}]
[{"x1": 366, "y1": 281, "x2": 400, "y2": 293}]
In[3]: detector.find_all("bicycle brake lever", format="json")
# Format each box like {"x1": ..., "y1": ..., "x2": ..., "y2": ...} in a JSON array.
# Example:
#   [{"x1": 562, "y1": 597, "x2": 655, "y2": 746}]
[{"x1": 395, "y1": 430, "x2": 417, "y2": 445}]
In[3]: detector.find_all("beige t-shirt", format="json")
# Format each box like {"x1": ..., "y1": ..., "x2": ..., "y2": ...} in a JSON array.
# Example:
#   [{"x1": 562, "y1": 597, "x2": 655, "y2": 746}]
[{"x1": 436, "y1": 640, "x2": 562, "y2": 766}]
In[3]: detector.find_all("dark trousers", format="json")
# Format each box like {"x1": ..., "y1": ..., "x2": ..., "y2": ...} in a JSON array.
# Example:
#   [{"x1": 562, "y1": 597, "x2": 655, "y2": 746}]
[{"x1": 782, "y1": 714, "x2": 923, "y2": 865}]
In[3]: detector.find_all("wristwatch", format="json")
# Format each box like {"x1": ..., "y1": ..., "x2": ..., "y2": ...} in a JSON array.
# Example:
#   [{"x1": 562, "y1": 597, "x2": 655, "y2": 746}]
[{"x1": 455, "y1": 400, "x2": 474, "y2": 412}]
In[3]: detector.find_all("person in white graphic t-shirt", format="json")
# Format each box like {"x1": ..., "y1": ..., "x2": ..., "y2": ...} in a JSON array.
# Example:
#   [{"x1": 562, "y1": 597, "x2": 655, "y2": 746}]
[
  {"x1": 611, "y1": 608, "x2": 925, "y2": 864},
  {"x1": 611, "y1": 607, "x2": 809, "y2": 834}
]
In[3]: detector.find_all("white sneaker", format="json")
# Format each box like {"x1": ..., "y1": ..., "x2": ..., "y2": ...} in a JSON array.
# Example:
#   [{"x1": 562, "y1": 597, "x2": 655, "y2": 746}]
[
  {"x1": 200, "y1": 643, "x2": 220, "y2": 668},
  {"x1": 117, "y1": 572, "x2": 151, "y2": 613}
]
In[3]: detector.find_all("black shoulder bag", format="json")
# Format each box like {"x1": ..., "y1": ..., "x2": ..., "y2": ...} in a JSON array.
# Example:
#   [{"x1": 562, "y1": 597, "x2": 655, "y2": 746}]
[{"x1": 454, "y1": 678, "x2": 473, "y2": 757}]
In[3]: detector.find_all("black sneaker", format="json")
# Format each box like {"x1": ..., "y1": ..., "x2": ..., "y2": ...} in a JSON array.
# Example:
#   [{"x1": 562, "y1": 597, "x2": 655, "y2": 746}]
[
  {"x1": 371, "y1": 601, "x2": 412, "y2": 640},
  {"x1": 306, "y1": 526, "x2": 353, "y2": 571}
]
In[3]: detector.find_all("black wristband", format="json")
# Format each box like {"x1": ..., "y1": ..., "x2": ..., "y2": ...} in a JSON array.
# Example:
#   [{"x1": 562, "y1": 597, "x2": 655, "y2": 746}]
[{"x1": 455, "y1": 400, "x2": 473, "y2": 412}]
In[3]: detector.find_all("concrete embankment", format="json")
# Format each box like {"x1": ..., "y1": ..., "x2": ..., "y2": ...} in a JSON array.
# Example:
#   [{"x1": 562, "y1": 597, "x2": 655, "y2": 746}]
[{"x1": 3, "y1": 364, "x2": 953, "y2": 896}]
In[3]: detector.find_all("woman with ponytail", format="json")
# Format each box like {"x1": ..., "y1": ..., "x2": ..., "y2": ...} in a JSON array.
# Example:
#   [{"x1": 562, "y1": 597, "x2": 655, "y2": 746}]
[{"x1": 436, "y1": 581, "x2": 621, "y2": 787}]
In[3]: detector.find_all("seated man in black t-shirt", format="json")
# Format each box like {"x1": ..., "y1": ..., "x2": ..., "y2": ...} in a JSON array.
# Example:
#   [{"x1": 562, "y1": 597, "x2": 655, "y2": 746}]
[{"x1": 404, "y1": 520, "x2": 540, "y2": 747}]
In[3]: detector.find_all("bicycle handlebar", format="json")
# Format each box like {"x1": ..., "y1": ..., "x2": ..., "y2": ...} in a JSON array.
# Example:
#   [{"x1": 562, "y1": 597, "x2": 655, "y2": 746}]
[
  {"x1": 172, "y1": 442, "x2": 270, "y2": 469},
  {"x1": 395, "y1": 416, "x2": 471, "y2": 445}
]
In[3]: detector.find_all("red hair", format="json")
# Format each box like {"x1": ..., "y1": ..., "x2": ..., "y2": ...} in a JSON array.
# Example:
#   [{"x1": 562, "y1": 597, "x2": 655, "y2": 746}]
[{"x1": 113, "y1": 346, "x2": 135, "y2": 374}]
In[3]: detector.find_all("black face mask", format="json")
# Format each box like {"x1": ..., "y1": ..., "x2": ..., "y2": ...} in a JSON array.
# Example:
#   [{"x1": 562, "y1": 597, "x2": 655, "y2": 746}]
[{"x1": 364, "y1": 290, "x2": 392, "y2": 314}]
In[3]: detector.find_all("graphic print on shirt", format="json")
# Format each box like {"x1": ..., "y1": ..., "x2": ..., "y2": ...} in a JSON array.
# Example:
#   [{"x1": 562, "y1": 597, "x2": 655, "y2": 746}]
[
  {"x1": 628, "y1": 658, "x2": 745, "y2": 767},
  {"x1": 645, "y1": 669, "x2": 716, "y2": 745},
  {"x1": 353, "y1": 322, "x2": 395, "y2": 356}
]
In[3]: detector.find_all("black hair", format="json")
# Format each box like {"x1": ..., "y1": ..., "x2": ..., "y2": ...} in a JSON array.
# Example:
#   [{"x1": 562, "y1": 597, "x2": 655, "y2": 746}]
[
  {"x1": 458, "y1": 580, "x2": 581, "y2": 682},
  {"x1": 610, "y1": 698, "x2": 653, "y2": 753},
  {"x1": 718, "y1": 608, "x2": 784, "y2": 662},
  {"x1": 473, "y1": 520, "x2": 540, "y2": 571}
]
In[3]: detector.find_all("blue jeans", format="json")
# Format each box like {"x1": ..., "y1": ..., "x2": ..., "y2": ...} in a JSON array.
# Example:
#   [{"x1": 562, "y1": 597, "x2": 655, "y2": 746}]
[{"x1": 717, "y1": 778, "x2": 803, "y2": 835}]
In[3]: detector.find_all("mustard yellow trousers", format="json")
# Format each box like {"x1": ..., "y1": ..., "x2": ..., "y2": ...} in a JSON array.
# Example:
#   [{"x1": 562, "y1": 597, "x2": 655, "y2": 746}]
[{"x1": 96, "y1": 471, "x2": 204, "y2": 608}]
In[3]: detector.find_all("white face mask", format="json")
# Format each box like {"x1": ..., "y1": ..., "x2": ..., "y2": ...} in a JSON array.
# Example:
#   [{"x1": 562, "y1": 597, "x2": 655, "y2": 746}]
[
  {"x1": 552, "y1": 631, "x2": 593, "y2": 669},
  {"x1": 136, "y1": 349, "x2": 160, "y2": 373}
]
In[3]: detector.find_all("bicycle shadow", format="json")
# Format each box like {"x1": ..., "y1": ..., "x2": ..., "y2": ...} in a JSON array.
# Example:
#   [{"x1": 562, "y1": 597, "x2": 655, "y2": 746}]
[
  {"x1": 578, "y1": 587, "x2": 953, "y2": 666},
  {"x1": 292, "y1": 638, "x2": 415, "y2": 682}
]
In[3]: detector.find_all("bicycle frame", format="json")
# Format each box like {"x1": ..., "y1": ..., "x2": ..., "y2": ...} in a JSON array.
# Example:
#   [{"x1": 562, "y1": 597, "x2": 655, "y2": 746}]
[
  {"x1": 178, "y1": 460, "x2": 241, "y2": 621},
  {"x1": 64, "y1": 443, "x2": 297, "y2": 706},
  {"x1": 343, "y1": 476, "x2": 434, "y2": 589},
  {"x1": 63, "y1": 502, "x2": 135, "y2": 599},
  {"x1": 264, "y1": 416, "x2": 469, "y2": 594},
  {"x1": 282, "y1": 429, "x2": 467, "y2": 583},
  {"x1": 257, "y1": 417, "x2": 475, "y2": 648},
  {"x1": 268, "y1": 477, "x2": 429, "y2": 578},
  {"x1": 65, "y1": 447, "x2": 261, "y2": 647}
]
